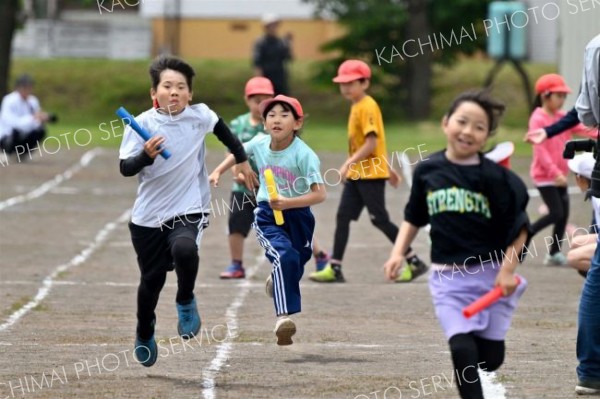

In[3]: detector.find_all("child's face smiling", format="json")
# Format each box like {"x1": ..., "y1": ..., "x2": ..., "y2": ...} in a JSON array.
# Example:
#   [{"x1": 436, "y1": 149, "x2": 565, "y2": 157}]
[
  {"x1": 151, "y1": 69, "x2": 192, "y2": 115},
  {"x1": 264, "y1": 104, "x2": 302, "y2": 150},
  {"x1": 443, "y1": 101, "x2": 490, "y2": 161}
]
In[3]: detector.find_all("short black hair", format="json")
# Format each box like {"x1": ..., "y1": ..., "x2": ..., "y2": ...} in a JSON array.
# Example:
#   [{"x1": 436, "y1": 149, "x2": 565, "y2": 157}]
[
  {"x1": 15, "y1": 74, "x2": 34, "y2": 88},
  {"x1": 148, "y1": 56, "x2": 195, "y2": 90},
  {"x1": 446, "y1": 89, "x2": 506, "y2": 136},
  {"x1": 261, "y1": 101, "x2": 301, "y2": 120}
]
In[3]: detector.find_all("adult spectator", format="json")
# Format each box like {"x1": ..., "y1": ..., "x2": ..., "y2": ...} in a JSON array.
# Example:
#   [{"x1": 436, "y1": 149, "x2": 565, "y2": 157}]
[
  {"x1": 0, "y1": 74, "x2": 53, "y2": 158},
  {"x1": 574, "y1": 33, "x2": 600, "y2": 396},
  {"x1": 252, "y1": 13, "x2": 293, "y2": 95}
]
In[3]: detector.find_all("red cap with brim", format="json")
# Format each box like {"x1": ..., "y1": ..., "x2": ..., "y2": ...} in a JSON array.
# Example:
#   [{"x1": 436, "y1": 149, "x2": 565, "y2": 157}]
[
  {"x1": 484, "y1": 141, "x2": 514, "y2": 169},
  {"x1": 245, "y1": 77, "x2": 275, "y2": 98},
  {"x1": 535, "y1": 73, "x2": 572, "y2": 94},
  {"x1": 259, "y1": 94, "x2": 304, "y2": 119},
  {"x1": 332, "y1": 60, "x2": 372, "y2": 83}
]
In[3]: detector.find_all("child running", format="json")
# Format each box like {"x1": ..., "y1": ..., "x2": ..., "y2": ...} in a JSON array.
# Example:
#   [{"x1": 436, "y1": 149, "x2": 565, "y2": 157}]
[
  {"x1": 210, "y1": 95, "x2": 326, "y2": 345},
  {"x1": 528, "y1": 73, "x2": 596, "y2": 266},
  {"x1": 310, "y1": 59, "x2": 427, "y2": 283},
  {"x1": 218, "y1": 77, "x2": 330, "y2": 279},
  {"x1": 384, "y1": 90, "x2": 530, "y2": 399},
  {"x1": 119, "y1": 56, "x2": 255, "y2": 367}
]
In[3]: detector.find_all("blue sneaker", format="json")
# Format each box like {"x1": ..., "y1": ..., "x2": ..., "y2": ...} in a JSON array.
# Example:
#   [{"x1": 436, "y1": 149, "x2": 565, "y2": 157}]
[
  {"x1": 314, "y1": 251, "x2": 330, "y2": 272},
  {"x1": 134, "y1": 335, "x2": 157, "y2": 367},
  {"x1": 176, "y1": 297, "x2": 201, "y2": 339}
]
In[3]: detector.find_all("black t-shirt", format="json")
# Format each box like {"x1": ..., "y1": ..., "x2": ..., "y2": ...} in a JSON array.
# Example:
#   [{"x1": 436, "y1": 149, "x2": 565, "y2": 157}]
[{"x1": 405, "y1": 150, "x2": 530, "y2": 266}]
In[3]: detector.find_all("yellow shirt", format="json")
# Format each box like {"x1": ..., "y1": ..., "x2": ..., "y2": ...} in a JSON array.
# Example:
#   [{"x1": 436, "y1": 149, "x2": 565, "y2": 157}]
[{"x1": 347, "y1": 95, "x2": 390, "y2": 180}]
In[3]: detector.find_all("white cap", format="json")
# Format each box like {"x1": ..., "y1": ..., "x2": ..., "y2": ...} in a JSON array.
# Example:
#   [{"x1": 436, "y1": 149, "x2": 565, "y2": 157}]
[
  {"x1": 262, "y1": 13, "x2": 280, "y2": 26},
  {"x1": 568, "y1": 152, "x2": 595, "y2": 179}
]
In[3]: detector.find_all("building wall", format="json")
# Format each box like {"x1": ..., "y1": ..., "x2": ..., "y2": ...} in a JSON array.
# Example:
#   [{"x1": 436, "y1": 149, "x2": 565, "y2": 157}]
[{"x1": 151, "y1": 19, "x2": 344, "y2": 60}]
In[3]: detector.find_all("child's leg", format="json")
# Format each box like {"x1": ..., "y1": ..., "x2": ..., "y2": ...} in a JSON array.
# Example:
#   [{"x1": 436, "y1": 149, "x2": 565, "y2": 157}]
[
  {"x1": 448, "y1": 333, "x2": 485, "y2": 399},
  {"x1": 129, "y1": 222, "x2": 170, "y2": 340},
  {"x1": 168, "y1": 214, "x2": 208, "y2": 304},
  {"x1": 254, "y1": 207, "x2": 305, "y2": 316},
  {"x1": 473, "y1": 335, "x2": 505, "y2": 372},
  {"x1": 531, "y1": 186, "x2": 566, "y2": 254},
  {"x1": 332, "y1": 180, "x2": 364, "y2": 262},
  {"x1": 551, "y1": 186, "x2": 570, "y2": 253},
  {"x1": 356, "y1": 179, "x2": 398, "y2": 242}
]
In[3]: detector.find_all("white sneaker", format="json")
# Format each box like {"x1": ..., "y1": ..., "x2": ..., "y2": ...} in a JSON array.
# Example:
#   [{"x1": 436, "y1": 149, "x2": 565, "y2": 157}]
[
  {"x1": 543, "y1": 252, "x2": 567, "y2": 266},
  {"x1": 265, "y1": 275, "x2": 273, "y2": 298},
  {"x1": 274, "y1": 316, "x2": 296, "y2": 346}
]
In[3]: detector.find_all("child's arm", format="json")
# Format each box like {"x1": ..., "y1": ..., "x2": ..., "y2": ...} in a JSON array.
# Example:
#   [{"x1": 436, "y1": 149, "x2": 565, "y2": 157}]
[
  {"x1": 495, "y1": 226, "x2": 528, "y2": 296},
  {"x1": 119, "y1": 135, "x2": 165, "y2": 177},
  {"x1": 209, "y1": 154, "x2": 236, "y2": 187},
  {"x1": 340, "y1": 134, "x2": 377, "y2": 180},
  {"x1": 383, "y1": 221, "x2": 419, "y2": 280},
  {"x1": 212, "y1": 119, "x2": 258, "y2": 190},
  {"x1": 269, "y1": 183, "x2": 326, "y2": 210}
]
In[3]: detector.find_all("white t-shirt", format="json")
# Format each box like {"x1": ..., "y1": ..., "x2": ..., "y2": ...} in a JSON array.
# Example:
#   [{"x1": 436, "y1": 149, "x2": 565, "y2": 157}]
[
  {"x1": 0, "y1": 91, "x2": 42, "y2": 139},
  {"x1": 119, "y1": 104, "x2": 218, "y2": 228}
]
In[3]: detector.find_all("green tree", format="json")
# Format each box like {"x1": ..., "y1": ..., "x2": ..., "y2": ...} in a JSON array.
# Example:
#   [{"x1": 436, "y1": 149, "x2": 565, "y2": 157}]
[
  {"x1": 305, "y1": 0, "x2": 491, "y2": 119},
  {"x1": 0, "y1": 0, "x2": 21, "y2": 98}
]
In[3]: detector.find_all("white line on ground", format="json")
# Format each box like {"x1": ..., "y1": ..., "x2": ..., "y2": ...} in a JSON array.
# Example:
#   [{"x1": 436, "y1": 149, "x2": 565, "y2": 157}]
[
  {"x1": 0, "y1": 148, "x2": 102, "y2": 211},
  {"x1": 0, "y1": 209, "x2": 131, "y2": 332},
  {"x1": 202, "y1": 254, "x2": 266, "y2": 399}
]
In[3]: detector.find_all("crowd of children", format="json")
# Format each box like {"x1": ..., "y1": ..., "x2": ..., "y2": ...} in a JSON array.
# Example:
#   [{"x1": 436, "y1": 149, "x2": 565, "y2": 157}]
[{"x1": 117, "y1": 54, "x2": 599, "y2": 398}]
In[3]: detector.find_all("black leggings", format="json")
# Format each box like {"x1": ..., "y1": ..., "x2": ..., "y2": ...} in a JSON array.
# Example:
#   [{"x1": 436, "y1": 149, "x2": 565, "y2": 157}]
[
  {"x1": 129, "y1": 214, "x2": 207, "y2": 340},
  {"x1": 449, "y1": 333, "x2": 505, "y2": 399},
  {"x1": 530, "y1": 186, "x2": 569, "y2": 255},
  {"x1": 333, "y1": 179, "x2": 414, "y2": 261}
]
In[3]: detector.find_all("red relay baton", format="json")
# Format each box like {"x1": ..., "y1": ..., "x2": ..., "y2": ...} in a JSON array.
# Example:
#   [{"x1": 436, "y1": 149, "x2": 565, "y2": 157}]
[{"x1": 462, "y1": 276, "x2": 521, "y2": 319}]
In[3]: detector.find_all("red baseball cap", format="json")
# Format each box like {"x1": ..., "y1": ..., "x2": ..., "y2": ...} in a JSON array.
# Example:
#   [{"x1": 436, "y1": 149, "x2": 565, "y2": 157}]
[
  {"x1": 259, "y1": 95, "x2": 304, "y2": 118},
  {"x1": 245, "y1": 77, "x2": 275, "y2": 98},
  {"x1": 535, "y1": 73, "x2": 572, "y2": 94},
  {"x1": 332, "y1": 60, "x2": 371, "y2": 83}
]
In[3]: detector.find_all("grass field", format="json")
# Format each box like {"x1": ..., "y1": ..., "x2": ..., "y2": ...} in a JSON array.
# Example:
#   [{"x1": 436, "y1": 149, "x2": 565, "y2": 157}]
[{"x1": 17, "y1": 56, "x2": 557, "y2": 157}]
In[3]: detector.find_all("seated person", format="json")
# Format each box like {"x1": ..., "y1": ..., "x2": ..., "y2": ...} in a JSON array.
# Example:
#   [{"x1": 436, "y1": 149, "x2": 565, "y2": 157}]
[
  {"x1": 0, "y1": 74, "x2": 53, "y2": 156},
  {"x1": 566, "y1": 152, "x2": 599, "y2": 278}
]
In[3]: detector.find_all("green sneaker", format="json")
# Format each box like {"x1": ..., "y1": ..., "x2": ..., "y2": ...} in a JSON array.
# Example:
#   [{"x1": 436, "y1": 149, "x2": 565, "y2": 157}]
[
  {"x1": 396, "y1": 255, "x2": 429, "y2": 283},
  {"x1": 308, "y1": 264, "x2": 345, "y2": 283}
]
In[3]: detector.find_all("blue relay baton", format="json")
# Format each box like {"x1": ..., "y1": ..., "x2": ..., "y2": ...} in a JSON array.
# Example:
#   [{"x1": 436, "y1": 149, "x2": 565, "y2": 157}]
[{"x1": 116, "y1": 106, "x2": 172, "y2": 159}]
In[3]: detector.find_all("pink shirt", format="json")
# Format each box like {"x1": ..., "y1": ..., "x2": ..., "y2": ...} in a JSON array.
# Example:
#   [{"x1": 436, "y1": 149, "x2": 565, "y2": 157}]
[{"x1": 529, "y1": 107, "x2": 592, "y2": 186}]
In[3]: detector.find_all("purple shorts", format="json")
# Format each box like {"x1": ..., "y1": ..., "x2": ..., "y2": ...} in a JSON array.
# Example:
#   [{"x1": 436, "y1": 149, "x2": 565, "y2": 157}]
[{"x1": 428, "y1": 263, "x2": 527, "y2": 341}]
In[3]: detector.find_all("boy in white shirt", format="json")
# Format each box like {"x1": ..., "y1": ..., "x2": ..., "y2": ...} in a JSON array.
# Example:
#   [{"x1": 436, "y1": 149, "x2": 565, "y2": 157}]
[{"x1": 119, "y1": 56, "x2": 255, "y2": 367}]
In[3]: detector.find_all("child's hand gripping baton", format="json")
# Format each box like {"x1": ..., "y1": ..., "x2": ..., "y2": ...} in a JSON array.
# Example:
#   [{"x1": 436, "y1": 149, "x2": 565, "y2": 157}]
[
  {"x1": 264, "y1": 169, "x2": 284, "y2": 225},
  {"x1": 462, "y1": 276, "x2": 521, "y2": 319},
  {"x1": 116, "y1": 106, "x2": 172, "y2": 159}
]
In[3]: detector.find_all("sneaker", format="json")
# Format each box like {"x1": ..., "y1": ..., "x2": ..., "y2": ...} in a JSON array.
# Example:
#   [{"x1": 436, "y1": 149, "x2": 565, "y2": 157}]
[
  {"x1": 220, "y1": 263, "x2": 245, "y2": 279},
  {"x1": 576, "y1": 380, "x2": 600, "y2": 395},
  {"x1": 544, "y1": 252, "x2": 567, "y2": 266},
  {"x1": 314, "y1": 251, "x2": 330, "y2": 272},
  {"x1": 134, "y1": 335, "x2": 157, "y2": 367},
  {"x1": 308, "y1": 264, "x2": 345, "y2": 283},
  {"x1": 176, "y1": 297, "x2": 201, "y2": 338},
  {"x1": 266, "y1": 274, "x2": 274, "y2": 298},
  {"x1": 274, "y1": 316, "x2": 296, "y2": 346},
  {"x1": 396, "y1": 255, "x2": 429, "y2": 283}
]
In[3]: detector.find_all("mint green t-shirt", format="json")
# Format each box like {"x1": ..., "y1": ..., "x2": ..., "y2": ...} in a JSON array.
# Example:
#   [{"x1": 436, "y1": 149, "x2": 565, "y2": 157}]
[
  {"x1": 244, "y1": 135, "x2": 323, "y2": 203},
  {"x1": 230, "y1": 112, "x2": 266, "y2": 193}
]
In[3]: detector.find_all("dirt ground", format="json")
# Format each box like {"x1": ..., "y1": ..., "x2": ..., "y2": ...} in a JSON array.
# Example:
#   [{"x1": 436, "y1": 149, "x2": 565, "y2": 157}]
[{"x1": 0, "y1": 146, "x2": 591, "y2": 399}]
